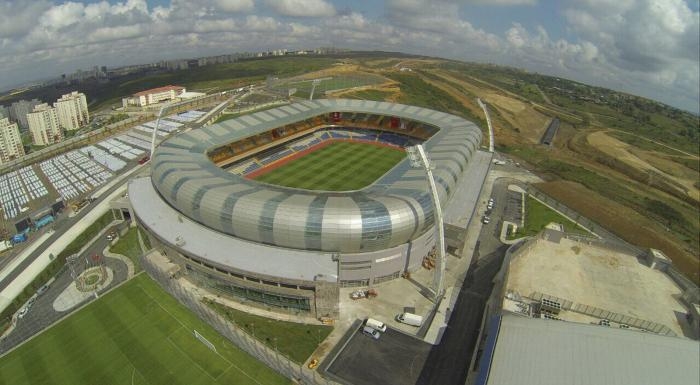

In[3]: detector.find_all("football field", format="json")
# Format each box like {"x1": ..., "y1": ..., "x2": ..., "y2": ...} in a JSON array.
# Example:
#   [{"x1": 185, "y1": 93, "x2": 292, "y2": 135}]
[
  {"x1": 254, "y1": 141, "x2": 405, "y2": 191},
  {"x1": 0, "y1": 274, "x2": 287, "y2": 385}
]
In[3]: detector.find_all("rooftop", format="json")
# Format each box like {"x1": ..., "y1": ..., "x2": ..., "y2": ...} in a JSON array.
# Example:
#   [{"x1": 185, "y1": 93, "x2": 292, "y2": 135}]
[
  {"x1": 505, "y1": 232, "x2": 688, "y2": 336},
  {"x1": 480, "y1": 314, "x2": 699, "y2": 385},
  {"x1": 133, "y1": 85, "x2": 184, "y2": 97}
]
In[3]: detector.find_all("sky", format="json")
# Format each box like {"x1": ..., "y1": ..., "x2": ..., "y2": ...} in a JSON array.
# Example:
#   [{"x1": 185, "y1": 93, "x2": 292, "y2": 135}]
[{"x1": 0, "y1": 0, "x2": 698, "y2": 113}]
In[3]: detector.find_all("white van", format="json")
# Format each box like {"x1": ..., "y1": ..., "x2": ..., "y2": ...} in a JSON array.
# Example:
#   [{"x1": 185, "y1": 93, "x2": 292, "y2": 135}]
[
  {"x1": 365, "y1": 318, "x2": 387, "y2": 332},
  {"x1": 396, "y1": 312, "x2": 423, "y2": 327},
  {"x1": 362, "y1": 326, "x2": 381, "y2": 340}
]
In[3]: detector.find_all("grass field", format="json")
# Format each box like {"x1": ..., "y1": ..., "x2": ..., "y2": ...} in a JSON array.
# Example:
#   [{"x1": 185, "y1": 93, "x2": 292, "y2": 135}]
[
  {"x1": 206, "y1": 300, "x2": 332, "y2": 364},
  {"x1": 281, "y1": 74, "x2": 386, "y2": 99},
  {"x1": 511, "y1": 195, "x2": 589, "y2": 239},
  {"x1": 253, "y1": 142, "x2": 405, "y2": 191},
  {"x1": 0, "y1": 274, "x2": 288, "y2": 385},
  {"x1": 109, "y1": 227, "x2": 145, "y2": 272}
]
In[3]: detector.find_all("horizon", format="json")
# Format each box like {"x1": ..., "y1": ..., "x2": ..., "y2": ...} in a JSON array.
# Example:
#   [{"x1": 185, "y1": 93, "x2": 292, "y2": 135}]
[
  {"x1": 0, "y1": 0, "x2": 697, "y2": 114},
  {"x1": 2, "y1": 48, "x2": 699, "y2": 116}
]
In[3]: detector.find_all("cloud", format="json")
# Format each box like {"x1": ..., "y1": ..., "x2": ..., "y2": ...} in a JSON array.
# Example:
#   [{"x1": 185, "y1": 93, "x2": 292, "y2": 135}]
[
  {"x1": 0, "y1": 0, "x2": 696, "y2": 113},
  {"x1": 558, "y1": 0, "x2": 699, "y2": 108},
  {"x1": 264, "y1": 0, "x2": 336, "y2": 17},
  {"x1": 0, "y1": 1, "x2": 52, "y2": 38},
  {"x1": 463, "y1": 0, "x2": 537, "y2": 5},
  {"x1": 212, "y1": 0, "x2": 255, "y2": 13}
]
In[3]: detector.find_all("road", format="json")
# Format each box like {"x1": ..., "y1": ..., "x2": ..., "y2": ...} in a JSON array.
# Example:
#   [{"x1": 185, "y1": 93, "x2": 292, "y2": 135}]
[
  {"x1": 414, "y1": 181, "x2": 511, "y2": 385},
  {"x1": 0, "y1": 221, "x2": 130, "y2": 354}
]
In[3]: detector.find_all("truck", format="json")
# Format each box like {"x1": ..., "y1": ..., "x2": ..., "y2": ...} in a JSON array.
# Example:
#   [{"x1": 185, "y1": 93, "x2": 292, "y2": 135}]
[
  {"x1": 396, "y1": 312, "x2": 423, "y2": 327},
  {"x1": 12, "y1": 232, "x2": 28, "y2": 244},
  {"x1": 71, "y1": 199, "x2": 90, "y2": 213},
  {"x1": 34, "y1": 215, "x2": 54, "y2": 230}
]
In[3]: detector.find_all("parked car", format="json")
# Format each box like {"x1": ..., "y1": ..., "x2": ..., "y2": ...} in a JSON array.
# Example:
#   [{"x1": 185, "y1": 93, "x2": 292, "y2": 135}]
[
  {"x1": 396, "y1": 312, "x2": 423, "y2": 327},
  {"x1": 365, "y1": 318, "x2": 387, "y2": 332},
  {"x1": 37, "y1": 284, "x2": 50, "y2": 296},
  {"x1": 17, "y1": 307, "x2": 29, "y2": 319},
  {"x1": 362, "y1": 325, "x2": 381, "y2": 340},
  {"x1": 482, "y1": 216, "x2": 491, "y2": 224}
]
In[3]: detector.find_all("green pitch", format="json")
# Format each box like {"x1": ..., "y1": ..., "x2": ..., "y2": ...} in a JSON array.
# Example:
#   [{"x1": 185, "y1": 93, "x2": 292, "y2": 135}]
[
  {"x1": 255, "y1": 141, "x2": 405, "y2": 191},
  {"x1": 0, "y1": 274, "x2": 287, "y2": 385}
]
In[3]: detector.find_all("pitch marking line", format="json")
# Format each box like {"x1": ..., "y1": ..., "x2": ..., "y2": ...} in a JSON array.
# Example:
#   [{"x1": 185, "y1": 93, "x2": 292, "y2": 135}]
[{"x1": 138, "y1": 284, "x2": 267, "y2": 385}]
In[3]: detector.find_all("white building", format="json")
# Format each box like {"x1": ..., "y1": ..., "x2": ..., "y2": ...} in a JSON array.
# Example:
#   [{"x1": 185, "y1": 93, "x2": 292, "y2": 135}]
[
  {"x1": 54, "y1": 91, "x2": 89, "y2": 131},
  {"x1": 122, "y1": 85, "x2": 185, "y2": 108},
  {"x1": 27, "y1": 103, "x2": 62, "y2": 146},
  {"x1": 0, "y1": 117, "x2": 25, "y2": 163}
]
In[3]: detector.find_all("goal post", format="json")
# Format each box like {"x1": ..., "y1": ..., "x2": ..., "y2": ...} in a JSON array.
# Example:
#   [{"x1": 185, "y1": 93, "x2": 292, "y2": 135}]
[{"x1": 193, "y1": 330, "x2": 217, "y2": 353}]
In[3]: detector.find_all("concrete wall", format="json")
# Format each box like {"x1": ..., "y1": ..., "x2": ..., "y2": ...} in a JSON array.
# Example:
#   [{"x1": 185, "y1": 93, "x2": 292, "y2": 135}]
[{"x1": 338, "y1": 228, "x2": 434, "y2": 286}]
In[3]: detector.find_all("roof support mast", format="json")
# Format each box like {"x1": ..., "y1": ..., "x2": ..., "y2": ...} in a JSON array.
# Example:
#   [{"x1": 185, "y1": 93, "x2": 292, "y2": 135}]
[
  {"x1": 149, "y1": 99, "x2": 196, "y2": 158},
  {"x1": 406, "y1": 144, "x2": 446, "y2": 302}
]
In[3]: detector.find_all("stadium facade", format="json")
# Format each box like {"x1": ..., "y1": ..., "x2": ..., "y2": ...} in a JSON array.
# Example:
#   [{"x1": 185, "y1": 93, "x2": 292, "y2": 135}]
[{"x1": 129, "y1": 99, "x2": 482, "y2": 317}]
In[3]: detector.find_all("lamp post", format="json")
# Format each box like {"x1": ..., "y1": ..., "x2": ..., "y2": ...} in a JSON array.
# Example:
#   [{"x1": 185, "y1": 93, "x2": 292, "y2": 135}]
[{"x1": 405, "y1": 144, "x2": 446, "y2": 302}]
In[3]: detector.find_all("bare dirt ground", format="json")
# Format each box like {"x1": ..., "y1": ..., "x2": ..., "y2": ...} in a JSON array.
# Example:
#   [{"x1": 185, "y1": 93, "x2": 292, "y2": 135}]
[
  {"x1": 328, "y1": 81, "x2": 400, "y2": 100},
  {"x1": 289, "y1": 63, "x2": 361, "y2": 80},
  {"x1": 536, "y1": 180, "x2": 699, "y2": 284},
  {"x1": 430, "y1": 70, "x2": 548, "y2": 144},
  {"x1": 588, "y1": 131, "x2": 699, "y2": 201},
  {"x1": 485, "y1": 93, "x2": 549, "y2": 144}
]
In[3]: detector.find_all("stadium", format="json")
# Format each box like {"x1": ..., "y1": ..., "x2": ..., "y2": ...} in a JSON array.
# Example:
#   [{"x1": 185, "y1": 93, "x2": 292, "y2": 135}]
[{"x1": 129, "y1": 99, "x2": 482, "y2": 317}]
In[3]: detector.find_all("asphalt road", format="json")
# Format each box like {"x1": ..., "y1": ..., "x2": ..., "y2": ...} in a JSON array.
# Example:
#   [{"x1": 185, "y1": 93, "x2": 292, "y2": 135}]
[
  {"x1": 0, "y1": 222, "x2": 130, "y2": 354},
  {"x1": 415, "y1": 244, "x2": 507, "y2": 385},
  {"x1": 413, "y1": 179, "x2": 511, "y2": 385}
]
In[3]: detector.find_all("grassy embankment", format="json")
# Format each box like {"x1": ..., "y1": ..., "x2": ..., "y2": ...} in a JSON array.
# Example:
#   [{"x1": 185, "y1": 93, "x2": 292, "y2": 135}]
[{"x1": 206, "y1": 300, "x2": 333, "y2": 364}]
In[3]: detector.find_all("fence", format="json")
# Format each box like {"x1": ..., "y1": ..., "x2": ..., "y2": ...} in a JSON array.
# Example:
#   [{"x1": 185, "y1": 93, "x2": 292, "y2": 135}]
[
  {"x1": 140, "y1": 254, "x2": 338, "y2": 385},
  {"x1": 572, "y1": 303, "x2": 676, "y2": 336},
  {"x1": 529, "y1": 291, "x2": 676, "y2": 336}
]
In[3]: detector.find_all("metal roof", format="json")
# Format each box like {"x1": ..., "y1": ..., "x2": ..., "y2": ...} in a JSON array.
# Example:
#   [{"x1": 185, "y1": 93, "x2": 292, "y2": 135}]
[
  {"x1": 129, "y1": 177, "x2": 337, "y2": 282},
  {"x1": 150, "y1": 99, "x2": 482, "y2": 253},
  {"x1": 481, "y1": 314, "x2": 700, "y2": 385}
]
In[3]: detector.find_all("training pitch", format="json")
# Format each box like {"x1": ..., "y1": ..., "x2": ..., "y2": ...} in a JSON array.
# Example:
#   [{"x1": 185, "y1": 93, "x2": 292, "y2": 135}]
[
  {"x1": 253, "y1": 141, "x2": 405, "y2": 191},
  {"x1": 0, "y1": 274, "x2": 287, "y2": 385}
]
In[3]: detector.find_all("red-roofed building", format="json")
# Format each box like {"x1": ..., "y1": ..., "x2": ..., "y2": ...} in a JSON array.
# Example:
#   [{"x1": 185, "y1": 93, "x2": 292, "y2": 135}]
[{"x1": 122, "y1": 85, "x2": 186, "y2": 108}]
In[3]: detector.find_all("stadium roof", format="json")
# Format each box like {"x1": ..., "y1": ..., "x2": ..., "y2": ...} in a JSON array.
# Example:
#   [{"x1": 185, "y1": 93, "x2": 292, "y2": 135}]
[
  {"x1": 477, "y1": 314, "x2": 700, "y2": 385},
  {"x1": 129, "y1": 177, "x2": 337, "y2": 282},
  {"x1": 149, "y1": 99, "x2": 482, "y2": 253}
]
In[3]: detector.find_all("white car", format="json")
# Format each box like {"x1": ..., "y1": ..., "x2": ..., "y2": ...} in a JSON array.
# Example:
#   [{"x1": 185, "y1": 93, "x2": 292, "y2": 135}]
[
  {"x1": 362, "y1": 326, "x2": 381, "y2": 340},
  {"x1": 482, "y1": 216, "x2": 491, "y2": 224},
  {"x1": 17, "y1": 307, "x2": 29, "y2": 319}
]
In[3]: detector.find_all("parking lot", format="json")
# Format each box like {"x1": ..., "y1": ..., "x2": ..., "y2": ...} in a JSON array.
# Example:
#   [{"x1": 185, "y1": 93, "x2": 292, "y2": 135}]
[
  {"x1": 0, "y1": 110, "x2": 204, "y2": 222},
  {"x1": 503, "y1": 190, "x2": 523, "y2": 224},
  {"x1": 325, "y1": 321, "x2": 432, "y2": 385}
]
